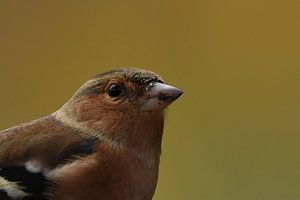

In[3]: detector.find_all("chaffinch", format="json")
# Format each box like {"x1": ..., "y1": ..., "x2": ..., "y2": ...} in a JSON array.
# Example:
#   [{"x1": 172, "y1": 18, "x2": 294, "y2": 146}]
[{"x1": 0, "y1": 68, "x2": 183, "y2": 200}]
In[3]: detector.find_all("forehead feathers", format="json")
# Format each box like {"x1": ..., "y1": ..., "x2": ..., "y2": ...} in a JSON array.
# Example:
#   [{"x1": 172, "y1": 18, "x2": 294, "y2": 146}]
[{"x1": 95, "y1": 68, "x2": 165, "y2": 86}]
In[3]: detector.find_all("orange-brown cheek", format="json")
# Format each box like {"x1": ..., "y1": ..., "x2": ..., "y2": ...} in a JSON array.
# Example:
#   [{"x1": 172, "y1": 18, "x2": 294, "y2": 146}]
[
  {"x1": 71, "y1": 95, "x2": 106, "y2": 121},
  {"x1": 71, "y1": 94, "x2": 138, "y2": 124}
]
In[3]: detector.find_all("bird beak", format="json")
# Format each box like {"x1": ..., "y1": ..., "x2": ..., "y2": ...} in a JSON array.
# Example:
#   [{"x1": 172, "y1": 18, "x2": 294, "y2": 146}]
[{"x1": 141, "y1": 82, "x2": 183, "y2": 111}]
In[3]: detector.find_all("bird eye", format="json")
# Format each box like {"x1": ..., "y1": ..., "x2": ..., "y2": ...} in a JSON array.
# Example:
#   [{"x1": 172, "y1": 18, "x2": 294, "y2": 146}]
[{"x1": 108, "y1": 83, "x2": 124, "y2": 97}]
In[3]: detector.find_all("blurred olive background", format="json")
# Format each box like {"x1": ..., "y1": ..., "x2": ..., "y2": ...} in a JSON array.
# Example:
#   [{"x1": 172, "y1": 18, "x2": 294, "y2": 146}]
[{"x1": 1, "y1": 1, "x2": 300, "y2": 200}]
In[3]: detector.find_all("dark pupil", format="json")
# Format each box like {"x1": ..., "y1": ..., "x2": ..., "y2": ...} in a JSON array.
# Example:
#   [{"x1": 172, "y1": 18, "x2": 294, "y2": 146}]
[{"x1": 108, "y1": 84, "x2": 123, "y2": 97}]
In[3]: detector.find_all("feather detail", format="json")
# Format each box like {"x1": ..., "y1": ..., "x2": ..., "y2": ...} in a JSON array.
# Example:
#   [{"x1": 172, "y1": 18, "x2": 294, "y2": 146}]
[{"x1": 0, "y1": 115, "x2": 99, "y2": 199}]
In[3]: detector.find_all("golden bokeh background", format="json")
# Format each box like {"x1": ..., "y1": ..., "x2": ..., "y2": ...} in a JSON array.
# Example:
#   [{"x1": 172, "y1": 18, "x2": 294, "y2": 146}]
[{"x1": 1, "y1": 1, "x2": 300, "y2": 199}]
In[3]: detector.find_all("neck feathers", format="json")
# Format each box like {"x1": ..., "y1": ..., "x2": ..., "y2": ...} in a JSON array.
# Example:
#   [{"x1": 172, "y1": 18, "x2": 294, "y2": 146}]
[{"x1": 54, "y1": 105, "x2": 164, "y2": 154}]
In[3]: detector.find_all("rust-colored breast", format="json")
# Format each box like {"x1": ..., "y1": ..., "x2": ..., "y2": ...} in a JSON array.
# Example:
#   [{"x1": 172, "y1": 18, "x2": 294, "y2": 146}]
[{"x1": 52, "y1": 143, "x2": 160, "y2": 200}]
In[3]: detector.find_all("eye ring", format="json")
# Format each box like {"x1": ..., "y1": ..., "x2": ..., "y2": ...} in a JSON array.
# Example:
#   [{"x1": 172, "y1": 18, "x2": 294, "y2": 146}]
[{"x1": 108, "y1": 83, "x2": 124, "y2": 98}]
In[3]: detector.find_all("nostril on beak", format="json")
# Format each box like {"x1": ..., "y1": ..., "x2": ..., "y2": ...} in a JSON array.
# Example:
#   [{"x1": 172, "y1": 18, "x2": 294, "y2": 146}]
[{"x1": 142, "y1": 82, "x2": 183, "y2": 111}]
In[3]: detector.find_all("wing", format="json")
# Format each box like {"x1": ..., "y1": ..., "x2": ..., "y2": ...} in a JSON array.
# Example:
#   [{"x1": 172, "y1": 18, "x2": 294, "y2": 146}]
[{"x1": 0, "y1": 115, "x2": 98, "y2": 200}]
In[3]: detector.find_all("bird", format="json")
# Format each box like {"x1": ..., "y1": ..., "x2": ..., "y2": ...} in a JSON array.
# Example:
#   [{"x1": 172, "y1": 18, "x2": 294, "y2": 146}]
[{"x1": 0, "y1": 68, "x2": 183, "y2": 200}]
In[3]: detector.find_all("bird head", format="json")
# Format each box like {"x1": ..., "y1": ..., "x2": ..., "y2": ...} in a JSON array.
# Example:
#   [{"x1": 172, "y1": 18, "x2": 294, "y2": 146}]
[{"x1": 55, "y1": 68, "x2": 182, "y2": 147}]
